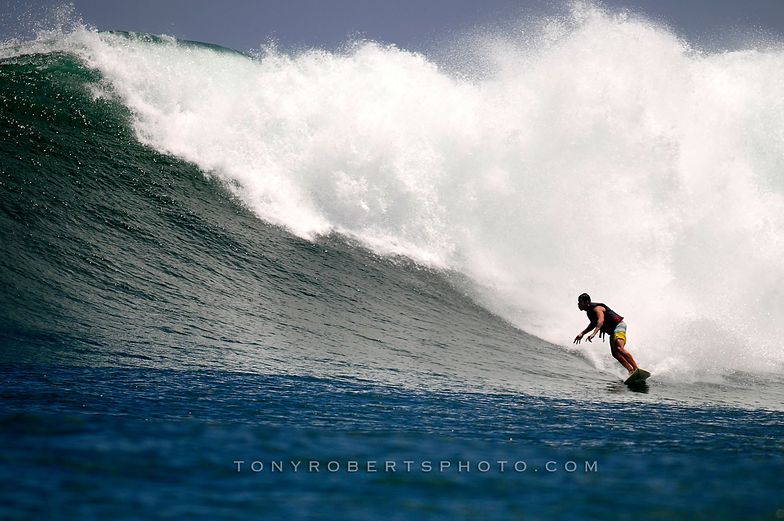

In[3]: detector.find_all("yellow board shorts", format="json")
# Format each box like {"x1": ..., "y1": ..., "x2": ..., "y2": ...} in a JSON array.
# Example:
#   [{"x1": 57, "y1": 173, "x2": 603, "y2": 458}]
[{"x1": 611, "y1": 322, "x2": 627, "y2": 345}]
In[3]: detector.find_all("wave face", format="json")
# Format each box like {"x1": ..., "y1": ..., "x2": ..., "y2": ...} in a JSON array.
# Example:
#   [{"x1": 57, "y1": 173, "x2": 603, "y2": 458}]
[{"x1": 1, "y1": 5, "x2": 783, "y2": 408}]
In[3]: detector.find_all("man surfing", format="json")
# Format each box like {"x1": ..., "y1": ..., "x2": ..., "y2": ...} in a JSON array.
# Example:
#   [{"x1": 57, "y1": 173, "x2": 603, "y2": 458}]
[{"x1": 574, "y1": 293, "x2": 643, "y2": 378}]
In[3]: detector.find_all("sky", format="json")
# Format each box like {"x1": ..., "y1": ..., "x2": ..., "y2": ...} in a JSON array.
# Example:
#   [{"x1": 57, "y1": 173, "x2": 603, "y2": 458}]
[{"x1": 2, "y1": 0, "x2": 784, "y2": 52}]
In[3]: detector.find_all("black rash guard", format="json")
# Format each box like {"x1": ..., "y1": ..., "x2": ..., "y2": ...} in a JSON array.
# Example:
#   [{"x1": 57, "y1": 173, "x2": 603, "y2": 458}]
[{"x1": 586, "y1": 303, "x2": 624, "y2": 335}]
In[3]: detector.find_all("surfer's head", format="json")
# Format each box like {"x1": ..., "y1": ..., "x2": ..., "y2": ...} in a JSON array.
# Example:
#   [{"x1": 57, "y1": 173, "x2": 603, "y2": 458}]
[{"x1": 578, "y1": 293, "x2": 591, "y2": 310}]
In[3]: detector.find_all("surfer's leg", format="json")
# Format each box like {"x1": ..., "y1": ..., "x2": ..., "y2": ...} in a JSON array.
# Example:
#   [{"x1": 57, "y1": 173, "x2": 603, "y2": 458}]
[
  {"x1": 610, "y1": 344, "x2": 634, "y2": 372},
  {"x1": 615, "y1": 338, "x2": 638, "y2": 372},
  {"x1": 610, "y1": 324, "x2": 638, "y2": 372}
]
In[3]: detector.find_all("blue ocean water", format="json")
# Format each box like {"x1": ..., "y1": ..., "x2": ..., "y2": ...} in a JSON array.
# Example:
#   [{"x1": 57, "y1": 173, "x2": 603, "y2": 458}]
[
  {"x1": 2, "y1": 365, "x2": 782, "y2": 520},
  {"x1": 2, "y1": 7, "x2": 784, "y2": 520}
]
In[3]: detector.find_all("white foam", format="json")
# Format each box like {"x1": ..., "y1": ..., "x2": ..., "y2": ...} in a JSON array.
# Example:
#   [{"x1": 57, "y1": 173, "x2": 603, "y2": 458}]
[{"x1": 10, "y1": 4, "x2": 784, "y2": 377}]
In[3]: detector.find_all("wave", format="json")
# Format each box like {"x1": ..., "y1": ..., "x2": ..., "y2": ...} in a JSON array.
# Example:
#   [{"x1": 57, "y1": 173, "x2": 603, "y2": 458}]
[{"x1": 2, "y1": 3, "x2": 783, "y2": 389}]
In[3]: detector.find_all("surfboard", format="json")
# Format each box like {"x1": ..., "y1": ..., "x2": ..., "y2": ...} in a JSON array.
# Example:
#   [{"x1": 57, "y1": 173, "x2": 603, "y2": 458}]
[{"x1": 624, "y1": 368, "x2": 651, "y2": 384}]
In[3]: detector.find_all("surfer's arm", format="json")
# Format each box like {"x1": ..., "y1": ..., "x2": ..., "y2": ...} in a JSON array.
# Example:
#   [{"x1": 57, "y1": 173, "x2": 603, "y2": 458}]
[
  {"x1": 574, "y1": 322, "x2": 596, "y2": 344},
  {"x1": 586, "y1": 308, "x2": 604, "y2": 342}
]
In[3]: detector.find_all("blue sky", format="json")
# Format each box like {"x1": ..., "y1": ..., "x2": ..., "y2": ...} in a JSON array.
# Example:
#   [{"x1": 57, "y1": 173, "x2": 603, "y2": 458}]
[{"x1": 2, "y1": 0, "x2": 784, "y2": 51}]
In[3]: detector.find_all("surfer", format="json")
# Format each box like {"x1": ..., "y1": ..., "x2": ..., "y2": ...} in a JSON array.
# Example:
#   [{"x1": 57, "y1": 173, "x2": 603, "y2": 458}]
[{"x1": 573, "y1": 293, "x2": 639, "y2": 374}]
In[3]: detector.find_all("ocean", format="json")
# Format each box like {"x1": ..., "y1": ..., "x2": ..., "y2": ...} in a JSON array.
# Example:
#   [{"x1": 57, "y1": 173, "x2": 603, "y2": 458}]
[{"x1": 1, "y1": 5, "x2": 783, "y2": 520}]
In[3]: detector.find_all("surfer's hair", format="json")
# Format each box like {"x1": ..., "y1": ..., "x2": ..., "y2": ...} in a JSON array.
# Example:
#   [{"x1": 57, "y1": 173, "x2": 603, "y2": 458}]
[{"x1": 578, "y1": 293, "x2": 591, "y2": 303}]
